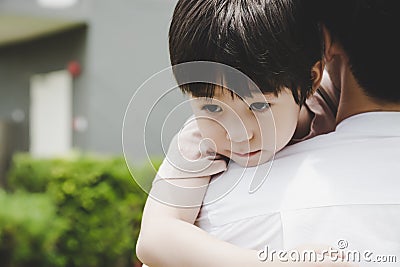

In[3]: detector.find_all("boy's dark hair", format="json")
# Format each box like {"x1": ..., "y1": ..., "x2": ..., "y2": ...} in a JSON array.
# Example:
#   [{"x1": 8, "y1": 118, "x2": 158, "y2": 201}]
[
  {"x1": 169, "y1": 0, "x2": 323, "y2": 105},
  {"x1": 311, "y1": 0, "x2": 399, "y2": 103}
]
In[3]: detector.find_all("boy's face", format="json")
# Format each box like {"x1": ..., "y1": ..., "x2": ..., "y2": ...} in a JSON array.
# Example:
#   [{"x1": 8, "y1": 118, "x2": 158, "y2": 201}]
[{"x1": 190, "y1": 87, "x2": 300, "y2": 167}]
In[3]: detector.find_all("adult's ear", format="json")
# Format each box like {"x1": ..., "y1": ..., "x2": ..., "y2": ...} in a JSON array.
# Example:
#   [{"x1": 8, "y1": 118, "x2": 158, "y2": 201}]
[{"x1": 321, "y1": 24, "x2": 340, "y2": 63}]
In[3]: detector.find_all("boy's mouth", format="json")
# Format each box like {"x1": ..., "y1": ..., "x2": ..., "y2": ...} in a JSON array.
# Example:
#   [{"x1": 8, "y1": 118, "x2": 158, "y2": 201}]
[{"x1": 231, "y1": 150, "x2": 261, "y2": 158}]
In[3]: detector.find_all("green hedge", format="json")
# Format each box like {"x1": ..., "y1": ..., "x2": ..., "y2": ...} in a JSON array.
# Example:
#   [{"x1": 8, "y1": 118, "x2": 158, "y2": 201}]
[
  {"x1": 0, "y1": 190, "x2": 67, "y2": 267},
  {"x1": 1, "y1": 153, "x2": 161, "y2": 267}
]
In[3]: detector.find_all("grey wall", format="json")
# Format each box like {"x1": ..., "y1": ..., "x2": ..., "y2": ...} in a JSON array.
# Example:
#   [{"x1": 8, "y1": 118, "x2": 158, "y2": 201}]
[
  {"x1": 0, "y1": 0, "x2": 195, "y2": 162},
  {"x1": 0, "y1": 26, "x2": 88, "y2": 152},
  {"x1": 82, "y1": 0, "x2": 191, "y2": 160},
  {"x1": 0, "y1": 0, "x2": 92, "y2": 20}
]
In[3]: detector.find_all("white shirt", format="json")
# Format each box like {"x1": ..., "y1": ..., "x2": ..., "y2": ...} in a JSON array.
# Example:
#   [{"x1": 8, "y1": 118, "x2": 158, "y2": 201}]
[{"x1": 195, "y1": 112, "x2": 400, "y2": 266}]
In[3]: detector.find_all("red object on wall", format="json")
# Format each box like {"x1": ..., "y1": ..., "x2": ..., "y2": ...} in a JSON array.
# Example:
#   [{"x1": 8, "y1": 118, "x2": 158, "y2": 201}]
[{"x1": 67, "y1": 61, "x2": 81, "y2": 77}]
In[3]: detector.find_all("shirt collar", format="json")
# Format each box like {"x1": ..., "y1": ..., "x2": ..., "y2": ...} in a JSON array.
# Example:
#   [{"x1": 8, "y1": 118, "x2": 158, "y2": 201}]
[{"x1": 336, "y1": 111, "x2": 400, "y2": 136}]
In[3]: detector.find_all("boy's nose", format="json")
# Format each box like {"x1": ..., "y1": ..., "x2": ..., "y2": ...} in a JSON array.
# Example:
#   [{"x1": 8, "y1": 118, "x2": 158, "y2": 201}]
[{"x1": 225, "y1": 123, "x2": 254, "y2": 143}]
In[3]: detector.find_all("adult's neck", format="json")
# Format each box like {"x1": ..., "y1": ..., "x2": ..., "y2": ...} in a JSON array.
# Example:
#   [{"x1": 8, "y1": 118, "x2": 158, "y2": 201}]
[{"x1": 336, "y1": 65, "x2": 400, "y2": 124}]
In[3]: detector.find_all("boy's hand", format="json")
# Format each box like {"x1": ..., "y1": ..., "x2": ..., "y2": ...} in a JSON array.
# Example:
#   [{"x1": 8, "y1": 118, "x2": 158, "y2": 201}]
[{"x1": 157, "y1": 117, "x2": 227, "y2": 180}]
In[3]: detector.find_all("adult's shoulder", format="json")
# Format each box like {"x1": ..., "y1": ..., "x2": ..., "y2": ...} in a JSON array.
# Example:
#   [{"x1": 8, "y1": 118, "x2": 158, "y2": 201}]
[{"x1": 276, "y1": 130, "x2": 339, "y2": 159}]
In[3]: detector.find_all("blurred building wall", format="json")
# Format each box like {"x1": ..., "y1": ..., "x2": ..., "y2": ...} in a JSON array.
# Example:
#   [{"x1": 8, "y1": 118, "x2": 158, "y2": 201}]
[
  {"x1": 0, "y1": 27, "x2": 87, "y2": 152},
  {"x1": 0, "y1": 0, "x2": 191, "y2": 163}
]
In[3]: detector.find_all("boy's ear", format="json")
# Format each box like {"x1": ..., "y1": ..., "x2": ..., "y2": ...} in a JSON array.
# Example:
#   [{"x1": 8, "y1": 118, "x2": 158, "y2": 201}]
[{"x1": 311, "y1": 60, "x2": 324, "y2": 92}]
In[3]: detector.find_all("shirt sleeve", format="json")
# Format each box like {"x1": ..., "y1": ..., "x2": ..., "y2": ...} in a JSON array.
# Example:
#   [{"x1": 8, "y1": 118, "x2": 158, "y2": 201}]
[
  {"x1": 154, "y1": 117, "x2": 227, "y2": 182},
  {"x1": 292, "y1": 69, "x2": 340, "y2": 143}
]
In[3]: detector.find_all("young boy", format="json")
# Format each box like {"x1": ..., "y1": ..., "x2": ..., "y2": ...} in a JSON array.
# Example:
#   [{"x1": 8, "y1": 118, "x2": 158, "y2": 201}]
[{"x1": 136, "y1": 0, "x2": 345, "y2": 266}]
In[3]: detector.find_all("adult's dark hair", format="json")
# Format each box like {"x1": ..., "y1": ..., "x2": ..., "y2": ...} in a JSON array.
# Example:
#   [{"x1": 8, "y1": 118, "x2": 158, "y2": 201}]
[
  {"x1": 169, "y1": 0, "x2": 322, "y2": 105},
  {"x1": 311, "y1": 0, "x2": 399, "y2": 103}
]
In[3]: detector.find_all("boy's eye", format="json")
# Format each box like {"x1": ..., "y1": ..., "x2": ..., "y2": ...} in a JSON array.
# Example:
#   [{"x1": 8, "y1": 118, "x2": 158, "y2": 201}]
[
  {"x1": 202, "y1": 104, "x2": 223, "y2": 113},
  {"x1": 249, "y1": 102, "x2": 270, "y2": 111}
]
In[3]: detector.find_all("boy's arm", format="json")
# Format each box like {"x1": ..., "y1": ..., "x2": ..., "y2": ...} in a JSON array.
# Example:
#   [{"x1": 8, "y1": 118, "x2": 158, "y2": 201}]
[
  {"x1": 136, "y1": 117, "x2": 229, "y2": 265},
  {"x1": 136, "y1": 184, "x2": 260, "y2": 267}
]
